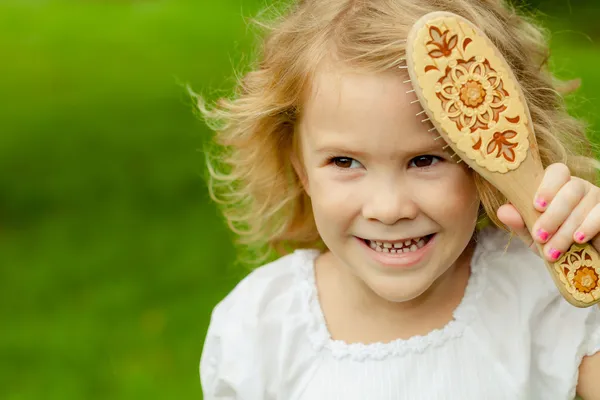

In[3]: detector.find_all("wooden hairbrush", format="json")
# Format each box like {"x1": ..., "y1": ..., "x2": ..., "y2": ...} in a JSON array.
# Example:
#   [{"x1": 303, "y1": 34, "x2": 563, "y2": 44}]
[{"x1": 403, "y1": 11, "x2": 600, "y2": 307}]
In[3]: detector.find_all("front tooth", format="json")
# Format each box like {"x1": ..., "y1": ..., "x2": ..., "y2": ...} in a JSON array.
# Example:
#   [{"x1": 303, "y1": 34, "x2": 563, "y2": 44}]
[
  {"x1": 383, "y1": 242, "x2": 392, "y2": 248},
  {"x1": 376, "y1": 246, "x2": 383, "y2": 252},
  {"x1": 402, "y1": 247, "x2": 409, "y2": 253},
  {"x1": 404, "y1": 240, "x2": 411, "y2": 246},
  {"x1": 383, "y1": 248, "x2": 390, "y2": 253},
  {"x1": 417, "y1": 239, "x2": 425, "y2": 248},
  {"x1": 410, "y1": 244, "x2": 418, "y2": 252},
  {"x1": 393, "y1": 242, "x2": 403, "y2": 249},
  {"x1": 369, "y1": 241, "x2": 377, "y2": 249},
  {"x1": 390, "y1": 249, "x2": 397, "y2": 253}
]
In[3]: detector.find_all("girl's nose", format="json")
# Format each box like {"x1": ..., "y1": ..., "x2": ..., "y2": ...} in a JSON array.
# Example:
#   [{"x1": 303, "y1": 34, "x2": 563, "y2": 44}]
[{"x1": 362, "y1": 183, "x2": 419, "y2": 225}]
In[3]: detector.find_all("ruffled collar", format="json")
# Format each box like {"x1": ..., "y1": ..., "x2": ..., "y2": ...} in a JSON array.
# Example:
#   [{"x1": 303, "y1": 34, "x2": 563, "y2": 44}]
[{"x1": 293, "y1": 229, "x2": 496, "y2": 361}]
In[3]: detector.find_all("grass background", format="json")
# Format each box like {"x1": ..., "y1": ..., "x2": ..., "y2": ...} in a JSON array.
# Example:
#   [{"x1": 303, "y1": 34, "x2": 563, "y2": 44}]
[{"x1": 0, "y1": 1, "x2": 598, "y2": 399}]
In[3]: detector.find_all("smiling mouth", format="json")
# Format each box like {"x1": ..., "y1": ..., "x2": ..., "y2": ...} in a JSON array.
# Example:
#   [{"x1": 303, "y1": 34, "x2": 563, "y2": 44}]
[{"x1": 361, "y1": 234, "x2": 435, "y2": 254}]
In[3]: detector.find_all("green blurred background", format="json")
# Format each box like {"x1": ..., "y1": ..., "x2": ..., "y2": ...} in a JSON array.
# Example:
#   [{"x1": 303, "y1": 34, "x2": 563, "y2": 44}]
[{"x1": 0, "y1": 1, "x2": 598, "y2": 399}]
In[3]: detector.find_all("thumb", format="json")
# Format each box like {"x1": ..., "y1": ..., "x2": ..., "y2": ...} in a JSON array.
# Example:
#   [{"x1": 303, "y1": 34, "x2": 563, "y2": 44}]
[{"x1": 496, "y1": 203, "x2": 538, "y2": 254}]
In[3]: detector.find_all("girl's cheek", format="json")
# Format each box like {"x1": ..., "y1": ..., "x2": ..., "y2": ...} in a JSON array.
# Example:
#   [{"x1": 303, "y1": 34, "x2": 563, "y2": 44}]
[
  {"x1": 451, "y1": 178, "x2": 480, "y2": 214},
  {"x1": 310, "y1": 172, "x2": 359, "y2": 202},
  {"x1": 417, "y1": 172, "x2": 477, "y2": 213}
]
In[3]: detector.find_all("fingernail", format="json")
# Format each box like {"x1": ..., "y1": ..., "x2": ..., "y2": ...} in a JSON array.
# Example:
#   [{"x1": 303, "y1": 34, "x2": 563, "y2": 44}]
[
  {"x1": 536, "y1": 229, "x2": 549, "y2": 242},
  {"x1": 549, "y1": 248, "x2": 562, "y2": 261},
  {"x1": 575, "y1": 231, "x2": 586, "y2": 242},
  {"x1": 536, "y1": 197, "x2": 547, "y2": 209}
]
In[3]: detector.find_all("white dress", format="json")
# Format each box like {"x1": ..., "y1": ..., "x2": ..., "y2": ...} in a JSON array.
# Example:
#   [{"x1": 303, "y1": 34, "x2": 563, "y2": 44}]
[{"x1": 200, "y1": 228, "x2": 600, "y2": 399}]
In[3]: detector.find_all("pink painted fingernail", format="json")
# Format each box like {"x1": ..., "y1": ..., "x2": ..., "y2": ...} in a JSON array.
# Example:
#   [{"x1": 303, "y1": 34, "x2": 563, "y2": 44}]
[
  {"x1": 536, "y1": 229, "x2": 549, "y2": 242},
  {"x1": 536, "y1": 197, "x2": 547, "y2": 209},
  {"x1": 575, "y1": 232, "x2": 586, "y2": 242},
  {"x1": 549, "y1": 248, "x2": 562, "y2": 260}
]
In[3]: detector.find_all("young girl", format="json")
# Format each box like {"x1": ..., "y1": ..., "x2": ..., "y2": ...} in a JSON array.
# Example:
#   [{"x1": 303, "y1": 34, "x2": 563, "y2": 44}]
[{"x1": 199, "y1": 0, "x2": 600, "y2": 398}]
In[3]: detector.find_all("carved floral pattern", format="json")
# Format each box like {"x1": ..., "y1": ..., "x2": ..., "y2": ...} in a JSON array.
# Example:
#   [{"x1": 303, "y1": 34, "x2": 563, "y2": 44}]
[
  {"x1": 573, "y1": 267, "x2": 599, "y2": 293},
  {"x1": 486, "y1": 130, "x2": 518, "y2": 162},
  {"x1": 435, "y1": 57, "x2": 509, "y2": 134},
  {"x1": 460, "y1": 80, "x2": 486, "y2": 107},
  {"x1": 426, "y1": 26, "x2": 458, "y2": 58},
  {"x1": 558, "y1": 247, "x2": 600, "y2": 303}
]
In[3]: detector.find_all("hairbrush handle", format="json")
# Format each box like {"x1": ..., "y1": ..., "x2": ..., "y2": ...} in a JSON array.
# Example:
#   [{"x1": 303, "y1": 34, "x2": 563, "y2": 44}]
[
  {"x1": 507, "y1": 169, "x2": 600, "y2": 308},
  {"x1": 405, "y1": 11, "x2": 600, "y2": 307}
]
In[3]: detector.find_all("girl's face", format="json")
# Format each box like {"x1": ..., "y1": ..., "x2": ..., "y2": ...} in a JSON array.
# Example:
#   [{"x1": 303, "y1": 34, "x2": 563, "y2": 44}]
[{"x1": 296, "y1": 64, "x2": 480, "y2": 303}]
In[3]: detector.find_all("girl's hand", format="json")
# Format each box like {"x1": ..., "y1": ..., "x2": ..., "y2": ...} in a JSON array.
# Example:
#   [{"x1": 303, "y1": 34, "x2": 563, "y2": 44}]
[{"x1": 496, "y1": 163, "x2": 600, "y2": 261}]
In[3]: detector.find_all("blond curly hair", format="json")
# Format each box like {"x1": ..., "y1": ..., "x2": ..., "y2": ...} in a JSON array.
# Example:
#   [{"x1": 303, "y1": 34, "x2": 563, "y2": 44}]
[{"x1": 199, "y1": 0, "x2": 598, "y2": 264}]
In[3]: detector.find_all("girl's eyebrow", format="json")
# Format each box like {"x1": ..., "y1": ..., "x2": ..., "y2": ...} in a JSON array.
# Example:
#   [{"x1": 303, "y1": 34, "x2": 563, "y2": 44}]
[
  {"x1": 315, "y1": 146, "x2": 370, "y2": 158},
  {"x1": 315, "y1": 141, "x2": 445, "y2": 157}
]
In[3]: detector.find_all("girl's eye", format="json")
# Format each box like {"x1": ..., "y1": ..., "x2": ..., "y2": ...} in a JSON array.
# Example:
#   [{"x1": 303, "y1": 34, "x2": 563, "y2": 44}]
[
  {"x1": 331, "y1": 157, "x2": 362, "y2": 169},
  {"x1": 409, "y1": 155, "x2": 442, "y2": 168}
]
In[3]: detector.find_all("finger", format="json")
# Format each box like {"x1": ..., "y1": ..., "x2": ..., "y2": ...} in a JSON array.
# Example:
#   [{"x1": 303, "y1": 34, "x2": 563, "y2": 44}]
[
  {"x1": 497, "y1": 203, "x2": 537, "y2": 252},
  {"x1": 539, "y1": 182, "x2": 591, "y2": 261},
  {"x1": 534, "y1": 163, "x2": 571, "y2": 212},
  {"x1": 573, "y1": 203, "x2": 600, "y2": 245},
  {"x1": 532, "y1": 178, "x2": 587, "y2": 250}
]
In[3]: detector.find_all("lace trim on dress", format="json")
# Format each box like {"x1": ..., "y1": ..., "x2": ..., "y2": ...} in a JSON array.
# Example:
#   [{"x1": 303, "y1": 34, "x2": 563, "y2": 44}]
[{"x1": 293, "y1": 232, "x2": 491, "y2": 361}]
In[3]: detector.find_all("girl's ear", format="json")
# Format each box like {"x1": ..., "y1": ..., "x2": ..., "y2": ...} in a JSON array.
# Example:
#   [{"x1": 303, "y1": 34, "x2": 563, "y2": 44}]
[{"x1": 291, "y1": 151, "x2": 310, "y2": 196}]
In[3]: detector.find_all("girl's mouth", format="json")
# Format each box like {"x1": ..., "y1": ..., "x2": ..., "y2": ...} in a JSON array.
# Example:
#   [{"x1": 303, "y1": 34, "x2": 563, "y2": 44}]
[{"x1": 361, "y1": 234, "x2": 435, "y2": 254}]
